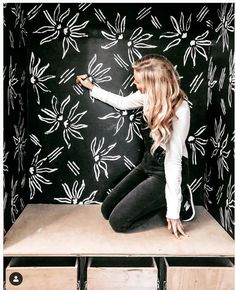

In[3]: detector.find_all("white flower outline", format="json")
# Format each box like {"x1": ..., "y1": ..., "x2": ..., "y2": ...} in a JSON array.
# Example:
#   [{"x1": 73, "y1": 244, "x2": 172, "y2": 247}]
[
  {"x1": 187, "y1": 125, "x2": 208, "y2": 165},
  {"x1": 215, "y1": 3, "x2": 234, "y2": 53},
  {"x1": 88, "y1": 54, "x2": 112, "y2": 85},
  {"x1": 210, "y1": 116, "x2": 231, "y2": 180},
  {"x1": 101, "y1": 13, "x2": 126, "y2": 49},
  {"x1": 207, "y1": 57, "x2": 217, "y2": 109},
  {"x1": 38, "y1": 95, "x2": 88, "y2": 149},
  {"x1": 219, "y1": 175, "x2": 235, "y2": 234},
  {"x1": 10, "y1": 178, "x2": 19, "y2": 224},
  {"x1": 184, "y1": 30, "x2": 211, "y2": 67},
  {"x1": 34, "y1": 4, "x2": 89, "y2": 59},
  {"x1": 29, "y1": 52, "x2": 56, "y2": 104},
  {"x1": 7, "y1": 56, "x2": 18, "y2": 115},
  {"x1": 160, "y1": 12, "x2": 192, "y2": 52},
  {"x1": 91, "y1": 137, "x2": 121, "y2": 181},
  {"x1": 54, "y1": 180, "x2": 100, "y2": 204},
  {"x1": 13, "y1": 114, "x2": 27, "y2": 173},
  {"x1": 28, "y1": 149, "x2": 58, "y2": 199},
  {"x1": 127, "y1": 27, "x2": 157, "y2": 64},
  {"x1": 228, "y1": 49, "x2": 235, "y2": 108},
  {"x1": 203, "y1": 166, "x2": 213, "y2": 210}
]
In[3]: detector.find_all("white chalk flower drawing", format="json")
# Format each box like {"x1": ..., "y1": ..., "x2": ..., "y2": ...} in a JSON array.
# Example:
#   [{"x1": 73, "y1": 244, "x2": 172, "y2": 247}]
[
  {"x1": 28, "y1": 149, "x2": 58, "y2": 199},
  {"x1": 10, "y1": 178, "x2": 19, "y2": 223},
  {"x1": 55, "y1": 180, "x2": 101, "y2": 204},
  {"x1": 203, "y1": 166, "x2": 213, "y2": 210},
  {"x1": 29, "y1": 52, "x2": 56, "y2": 104},
  {"x1": 127, "y1": 27, "x2": 157, "y2": 64},
  {"x1": 91, "y1": 137, "x2": 121, "y2": 181},
  {"x1": 207, "y1": 57, "x2": 217, "y2": 109},
  {"x1": 215, "y1": 3, "x2": 234, "y2": 53},
  {"x1": 228, "y1": 50, "x2": 235, "y2": 108},
  {"x1": 184, "y1": 30, "x2": 211, "y2": 67},
  {"x1": 38, "y1": 95, "x2": 88, "y2": 148},
  {"x1": 187, "y1": 125, "x2": 208, "y2": 165},
  {"x1": 88, "y1": 54, "x2": 112, "y2": 85},
  {"x1": 210, "y1": 116, "x2": 231, "y2": 180},
  {"x1": 7, "y1": 56, "x2": 18, "y2": 115},
  {"x1": 13, "y1": 114, "x2": 27, "y2": 173},
  {"x1": 34, "y1": 4, "x2": 89, "y2": 59},
  {"x1": 99, "y1": 108, "x2": 128, "y2": 136},
  {"x1": 98, "y1": 91, "x2": 143, "y2": 142},
  {"x1": 3, "y1": 142, "x2": 9, "y2": 175},
  {"x1": 126, "y1": 109, "x2": 143, "y2": 143},
  {"x1": 160, "y1": 12, "x2": 192, "y2": 51},
  {"x1": 219, "y1": 175, "x2": 235, "y2": 234},
  {"x1": 101, "y1": 13, "x2": 126, "y2": 49}
]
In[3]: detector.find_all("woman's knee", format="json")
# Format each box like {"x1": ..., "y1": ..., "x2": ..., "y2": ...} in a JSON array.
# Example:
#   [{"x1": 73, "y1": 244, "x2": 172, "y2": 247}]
[
  {"x1": 101, "y1": 201, "x2": 110, "y2": 220},
  {"x1": 109, "y1": 214, "x2": 130, "y2": 233}
]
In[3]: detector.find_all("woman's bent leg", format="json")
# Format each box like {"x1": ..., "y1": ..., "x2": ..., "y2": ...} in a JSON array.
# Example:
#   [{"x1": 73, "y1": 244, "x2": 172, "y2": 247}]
[
  {"x1": 108, "y1": 174, "x2": 166, "y2": 232},
  {"x1": 101, "y1": 164, "x2": 147, "y2": 220}
]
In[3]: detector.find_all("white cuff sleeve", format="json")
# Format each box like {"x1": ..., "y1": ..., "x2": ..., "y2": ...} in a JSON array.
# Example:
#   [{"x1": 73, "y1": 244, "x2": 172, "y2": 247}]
[{"x1": 90, "y1": 86, "x2": 144, "y2": 110}]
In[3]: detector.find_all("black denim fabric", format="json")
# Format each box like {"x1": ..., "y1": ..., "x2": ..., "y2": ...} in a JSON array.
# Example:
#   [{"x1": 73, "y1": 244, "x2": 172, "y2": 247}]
[{"x1": 101, "y1": 116, "x2": 189, "y2": 232}]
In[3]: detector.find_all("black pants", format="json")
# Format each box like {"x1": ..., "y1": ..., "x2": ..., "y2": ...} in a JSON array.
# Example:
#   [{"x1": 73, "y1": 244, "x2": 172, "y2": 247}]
[{"x1": 101, "y1": 148, "x2": 188, "y2": 232}]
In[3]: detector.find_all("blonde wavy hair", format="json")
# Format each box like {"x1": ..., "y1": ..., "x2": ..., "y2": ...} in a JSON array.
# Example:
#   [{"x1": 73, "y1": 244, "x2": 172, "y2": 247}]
[{"x1": 133, "y1": 54, "x2": 186, "y2": 154}]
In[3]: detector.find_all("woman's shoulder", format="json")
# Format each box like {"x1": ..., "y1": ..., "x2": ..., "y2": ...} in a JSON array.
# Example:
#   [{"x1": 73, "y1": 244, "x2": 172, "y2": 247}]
[
  {"x1": 176, "y1": 99, "x2": 190, "y2": 113},
  {"x1": 175, "y1": 99, "x2": 190, "y2": 118}
]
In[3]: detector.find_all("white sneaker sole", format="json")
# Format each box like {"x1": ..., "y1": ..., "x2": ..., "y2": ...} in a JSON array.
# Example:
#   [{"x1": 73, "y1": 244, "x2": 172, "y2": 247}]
[{"x1": 182, "y1": 184, "x2": 195, "y2": 222}]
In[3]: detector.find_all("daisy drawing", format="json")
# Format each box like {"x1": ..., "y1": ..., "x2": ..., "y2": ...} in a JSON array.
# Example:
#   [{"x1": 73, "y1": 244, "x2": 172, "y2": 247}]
[
  {"x1": 215, "y1": 3, "x2": 234, "y2": 53},
  {"x1": 207, "y1": 57, "x2": 217, "y2": 109},
  {"x1": 99, "y1": 107, "x2": 128, "y2": 136},
  {"x1": 160, "y1": 12, "x2": 192, "y2": 52},
  {"x1": 99, "y1": 107, "x2": 143, "y2": 143},
  {"x1": 127, "y1": 27, "x2": 157, "y2": 64},
  {"x1": 228, "y1": 50, "x2": 235, "y2": 108},
  {"x1": 19, "y1": 9, "x2": 27, "y2": 48},
  {"x1": 203, "y1": 166, "x2": 213, "y2": 209},
  {"x1": 184, "y1": 30, "x2": 211, "y2": 67},
  {"x1": 54, "y1": 180, "x2": 100, "y2": 204},
  {"x1": 88, "y1": 54, "x2": 112, "y2": 86},
  {"x1": 101, "y1": 13, "x2": 126, "y2": 49},
  {"x1": 10, "y1": 178, "x2": 19, "y2": 224},
  {"x1": 29, "y1": 52, "x2": 56, "y2": 104},
  {"x1": 126, "y1": 109, "x2": 143, "y2": 143},
  {"x1": 220, "y1": 175, "x2": 235, "y2": 234},
  {"x1": 38, "y1": 95, "x2": 88, "y2": 148},
  {"x1": 210, "y1": 116, "x2": 230, "y2": 180},
  {"x1": 187, "y1": 125, "x2": 208, "y2": 165},
  {"x1": 13, "y1": 115, "x2": 27, "y2": 173},
  {"x1": 3, "y1": 142, "x2": 9, "y2": 174},
  {"x1": 28, "y1": 149, "x2": 58, "y2": 199},
  {"x1": 7, "y1": 56, "x2": 18, "y2": 115},
  {"x1": 98, "y1": 90, "x2": 140, "y2": 138},
  {"x1": 91, "y1": 137, "x2": 121, "y2": 181},
  {"x1": 34, "y1": 4, "x2": 89, "y2": 59}
]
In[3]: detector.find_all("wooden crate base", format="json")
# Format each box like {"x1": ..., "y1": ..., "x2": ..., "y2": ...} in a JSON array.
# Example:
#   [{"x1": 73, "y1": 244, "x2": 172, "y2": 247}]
[
  {"x1": 163, "y1": 257, "x2": 234, "y2": 290},
  {"x1": 87, "y1": 257, "x2": 158, "y2": 290},
  {"x1": 6, "y1": 257, "x2": 78, "y2": 290}
]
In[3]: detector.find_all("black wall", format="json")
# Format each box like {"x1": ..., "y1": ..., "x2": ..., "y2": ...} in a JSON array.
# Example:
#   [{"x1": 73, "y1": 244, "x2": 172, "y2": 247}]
[{"x1": 4, "y1": 3, "x2": 234, "y2": 237}]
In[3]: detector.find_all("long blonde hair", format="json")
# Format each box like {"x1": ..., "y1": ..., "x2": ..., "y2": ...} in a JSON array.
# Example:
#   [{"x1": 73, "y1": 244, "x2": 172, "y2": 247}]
[{"x1": 133, "y1": 54, "x2": 186, "y2": 154}]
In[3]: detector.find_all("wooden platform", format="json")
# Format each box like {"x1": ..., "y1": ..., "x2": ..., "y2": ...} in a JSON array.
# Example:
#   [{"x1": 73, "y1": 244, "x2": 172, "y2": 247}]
[{"x1": 3, "y1": 204, "x2": 234, "y2": 257}]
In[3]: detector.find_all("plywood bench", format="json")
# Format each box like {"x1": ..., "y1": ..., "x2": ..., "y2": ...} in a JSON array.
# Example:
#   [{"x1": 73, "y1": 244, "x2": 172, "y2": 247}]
[
  {"x1": 4, "y1": 205, "x2": 234, "y2": 290},
  {"x1": 4, "y1": 204, "x2": 234, "y2": 257}
]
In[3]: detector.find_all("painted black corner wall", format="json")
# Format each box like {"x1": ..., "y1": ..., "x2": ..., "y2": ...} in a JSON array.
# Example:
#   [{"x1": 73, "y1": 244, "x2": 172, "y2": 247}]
[
  {"x1": 3, "y1": 4, "x2": 29, "y2": 233},
  {"x1": 4, "y1": 3, "x2": 234, "y2": 237}
]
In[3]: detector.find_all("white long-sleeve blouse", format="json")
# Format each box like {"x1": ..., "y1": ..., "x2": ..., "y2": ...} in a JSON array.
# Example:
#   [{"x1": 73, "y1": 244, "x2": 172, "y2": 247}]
[{"x1": 90, "y1": 86, "x2": 190, "y2": 220}]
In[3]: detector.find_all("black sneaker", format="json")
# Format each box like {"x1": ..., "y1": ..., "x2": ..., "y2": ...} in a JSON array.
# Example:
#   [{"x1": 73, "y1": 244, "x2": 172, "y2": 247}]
[{"x1": 180, "y1": 184, "x2": 195, "y2": 222}]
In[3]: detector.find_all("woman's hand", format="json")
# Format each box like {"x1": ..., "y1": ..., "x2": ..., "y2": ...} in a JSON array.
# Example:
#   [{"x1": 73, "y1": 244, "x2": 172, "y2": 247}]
[
  {"x1": 167, "y1": 218, "x2": 188, "y2": 239},
  {"x1": 76, "y1": 74, "x2": 94, "y2": 90}
]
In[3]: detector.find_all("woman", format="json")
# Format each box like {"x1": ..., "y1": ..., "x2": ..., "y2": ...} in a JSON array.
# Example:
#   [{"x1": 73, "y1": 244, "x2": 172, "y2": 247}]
[{"x1": 76, "y1": 54, "x2": 195, "y2": 239}]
